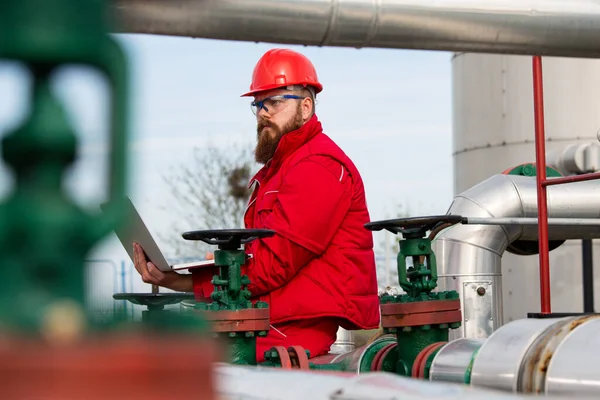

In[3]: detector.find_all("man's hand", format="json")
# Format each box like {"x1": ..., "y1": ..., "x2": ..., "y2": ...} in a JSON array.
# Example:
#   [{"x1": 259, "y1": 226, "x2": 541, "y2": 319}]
[{"x1": 132, "y1": 242, "x2": 193, "y2": 292}]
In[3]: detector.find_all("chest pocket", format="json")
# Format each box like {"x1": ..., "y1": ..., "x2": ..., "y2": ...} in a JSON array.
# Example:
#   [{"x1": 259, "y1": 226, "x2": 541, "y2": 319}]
[
  {"x1": 258, "y1": 191, "x2": 279, "y2": 211},
  {"x1": 256, "y1": 190, "x2": 279, "y2": 225}
]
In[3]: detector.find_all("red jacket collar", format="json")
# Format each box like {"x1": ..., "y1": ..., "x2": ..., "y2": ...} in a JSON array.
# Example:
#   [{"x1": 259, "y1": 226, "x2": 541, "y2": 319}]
[{"x1": 249, "y1": 114, "x2": 322, "y2": 186}]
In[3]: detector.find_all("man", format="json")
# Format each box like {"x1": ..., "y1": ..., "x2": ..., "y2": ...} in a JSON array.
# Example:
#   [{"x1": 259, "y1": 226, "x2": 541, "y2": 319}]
[{"x1": 133, "y1": 48, "x2": 380, "y2": 362}]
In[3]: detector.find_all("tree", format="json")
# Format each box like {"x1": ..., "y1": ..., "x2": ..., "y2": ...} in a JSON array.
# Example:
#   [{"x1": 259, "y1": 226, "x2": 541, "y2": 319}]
[{"x1": 157, "y1": 141, "x2": 258, "y2": 259}]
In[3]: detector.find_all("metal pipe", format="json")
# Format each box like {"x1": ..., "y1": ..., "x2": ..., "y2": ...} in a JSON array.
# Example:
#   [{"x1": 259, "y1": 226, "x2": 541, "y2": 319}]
[
  {"x1": 546, "y1": 142, "x2": 600, "y2": 176},
  {"x1": 544, "y1": 317, "x2": 600, "y2": 396},
  {"x1": 532, "y1": 55, "x2": 551, "y2": 314},
  {"x1": 429, "y1": 338, "x2": 484, "y2": 384},
  {"x1": 543, "y1": 171, "x2": 600, "y2": 186},
  {"x1": 470, "y1": 318, "x2": 563, "y2": 392},
  {"x1": 546, "y1": 145, "x2": 600, "y2": 314},
  {"x1": 111, "y1": 0, "x2": 600, "y2": 59},
  {"x1": 311, "y1": 335, "x2": 397, "y2": 373},
  {"x1": 431, "y1": 174, "x2": 600, "y2": 341},
  {"x1": 463, "y1": 217, "x2": 600, "y2": 226},
  {"x1": 468, "y1": 316, "x2": 600, "y2": 396}
]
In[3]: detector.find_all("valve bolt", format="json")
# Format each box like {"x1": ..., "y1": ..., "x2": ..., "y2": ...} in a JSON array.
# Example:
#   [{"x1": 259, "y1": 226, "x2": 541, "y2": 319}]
[{"x1": 477, "y1": 286, "x2": 486, "y2": 296}]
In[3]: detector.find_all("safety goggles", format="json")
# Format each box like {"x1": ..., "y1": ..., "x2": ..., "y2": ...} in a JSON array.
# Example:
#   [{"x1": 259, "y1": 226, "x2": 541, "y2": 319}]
[{"x1": 250, "y1": 94, "x2": 307, "y2": 115}]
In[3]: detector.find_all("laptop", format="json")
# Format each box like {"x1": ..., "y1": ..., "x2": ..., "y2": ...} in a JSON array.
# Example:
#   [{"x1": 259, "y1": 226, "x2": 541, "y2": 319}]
[{"x1": 101, "y1": 196, "x2": 216, "y2": 272}]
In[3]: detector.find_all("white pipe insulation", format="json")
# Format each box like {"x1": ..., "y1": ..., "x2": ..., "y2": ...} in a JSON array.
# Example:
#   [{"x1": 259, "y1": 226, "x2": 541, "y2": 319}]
[
  {"x1": 112, "y1": 0, "x2": 600, "y2": 58},
  {"x1": 431, "y1": 174, "x2": 600, "y2": 340}
]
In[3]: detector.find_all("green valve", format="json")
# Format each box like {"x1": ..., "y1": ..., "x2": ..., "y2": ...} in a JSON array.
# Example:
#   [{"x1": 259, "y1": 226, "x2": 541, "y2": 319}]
[
  {"x1": 502, "y1": 162, "x2": 564, "y2": 255},
  {"x1": 366, "y1": 216, "x2": 464, "y2": 376},
  {"x1": 0, "y1": 0, "x2": 130, "y2": 334},
  {"x1": 503, "y1": 162, "x2": 562, "y2": 178},
  {"x1": 366, "y1": 215, "x2": 463, "y2": 297},
  {"x1": 182, "y1": 229, "x2": 275, "y2": 365}
]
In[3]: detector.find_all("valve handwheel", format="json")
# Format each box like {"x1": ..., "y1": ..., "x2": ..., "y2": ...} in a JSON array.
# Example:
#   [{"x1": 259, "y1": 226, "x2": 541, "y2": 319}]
[
  {"x1": 113, "y1": 293, "x2": 195, "y2": 309},
  {"x1": 365, "y1": 215, "x2": 463, "y2": 237},
  {"x1": 182, "y1": 229, "x2": 275, "y2": 250}
]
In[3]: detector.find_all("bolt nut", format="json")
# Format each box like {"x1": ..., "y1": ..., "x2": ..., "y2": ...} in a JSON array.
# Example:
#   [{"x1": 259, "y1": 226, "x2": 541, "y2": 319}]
[
  {"x1": 476, "y1": 287, "x2": 486, "y2": 296},
  {"x1": 255, "y1": 301, "x2": 268, "y2": 309}
]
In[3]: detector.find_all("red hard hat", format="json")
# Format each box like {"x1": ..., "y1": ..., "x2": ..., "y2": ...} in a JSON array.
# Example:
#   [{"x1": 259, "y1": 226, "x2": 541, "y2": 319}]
[{"x1": 241, "y1": 48, "x2": 323, "y2": 97}]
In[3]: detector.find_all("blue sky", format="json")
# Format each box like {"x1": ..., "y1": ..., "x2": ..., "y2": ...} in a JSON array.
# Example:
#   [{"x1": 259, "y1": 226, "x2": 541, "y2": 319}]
[{"x1": 0, "y1": 34, "x2": 454, "y2": 298}]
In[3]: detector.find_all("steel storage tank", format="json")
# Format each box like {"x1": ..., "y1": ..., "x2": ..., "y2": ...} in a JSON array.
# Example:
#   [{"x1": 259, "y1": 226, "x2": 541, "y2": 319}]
[{"x1": 447, "y1": 53, "x2": 600, "y2": 331}]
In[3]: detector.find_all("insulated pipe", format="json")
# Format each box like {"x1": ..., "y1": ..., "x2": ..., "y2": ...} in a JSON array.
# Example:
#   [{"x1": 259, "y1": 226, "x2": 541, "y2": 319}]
[
  {"x1": 547, "y1": 142, "x2": 600, "y2": 313},
  {"x1": 111, "y1": 0, "x2": 600, "y2": 59},
  {"x1": 468, "y1": 316, "x2": 600, "y2": 396},
  {"x1": 431, "y1": 174, "x2": 600, "y2": 340},
  {"x1": 429, "y1": 338, "x2": 484, "y2": 384}
]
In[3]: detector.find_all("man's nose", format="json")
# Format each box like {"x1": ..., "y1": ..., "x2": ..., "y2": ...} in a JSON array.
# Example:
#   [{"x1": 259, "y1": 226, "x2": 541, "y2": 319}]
[{"x1": 257, "y1": 105, "x2": 270, "y2": 119}]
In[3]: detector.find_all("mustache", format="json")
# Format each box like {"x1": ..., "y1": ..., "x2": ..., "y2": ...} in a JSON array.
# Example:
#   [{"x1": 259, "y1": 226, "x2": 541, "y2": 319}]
[{"x1": 257, "y1": 119, "x2": 273, "y2": 132}]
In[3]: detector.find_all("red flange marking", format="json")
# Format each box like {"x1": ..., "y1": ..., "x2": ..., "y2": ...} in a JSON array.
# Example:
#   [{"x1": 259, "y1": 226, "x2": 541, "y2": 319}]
[
  {"x1": 287, "y1": 346, "x2": 310, "y2": 370},
  {"x1": 269, "y1": 346, "x2": 292, "y2": 369},
  {"x1": 411, "y1": 343, "x2": 437, "y2": 378},
  {"x1": 372, "y1": 343, "x2": 398, "y2": 371},
  {"x1": 371, "y1": 343, "x2": 397, "y2": 371},
  {"x1": 411, "y1": 342, "x2": 446, "y2": 379},
  {"x1": 418, "y1": 342, "x2": 445, "y2": 379}
]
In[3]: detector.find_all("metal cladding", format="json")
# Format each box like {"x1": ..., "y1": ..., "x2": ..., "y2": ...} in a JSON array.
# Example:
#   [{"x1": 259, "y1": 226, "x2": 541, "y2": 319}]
[
  {"x1": 544, "y1": 318, "x2": 600, "y2": 396},
  {"x1": 469, "y1": 316, "x2": 600, "y2": 396},
  {"x1": 330, "y1": 327, "x2": 356, "y2": 355},
  {"x1": 431, "y1": 174, "x2": 600, "y2": 341},
  {"x1": 112, "y1": 0, "x2": 600, "y2": 58},
  {"x1": 429, "y1": 338, "x2": 485, "y2": 384},
  {"x1": 469, "y1": 318, "x2": 562, "y2": 391}
]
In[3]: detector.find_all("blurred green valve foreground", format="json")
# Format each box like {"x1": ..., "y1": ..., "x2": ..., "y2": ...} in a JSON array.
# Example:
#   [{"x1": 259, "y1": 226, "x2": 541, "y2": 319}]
[{"x1": 0, "y1": 0, "x2": 130, "y2": 334}]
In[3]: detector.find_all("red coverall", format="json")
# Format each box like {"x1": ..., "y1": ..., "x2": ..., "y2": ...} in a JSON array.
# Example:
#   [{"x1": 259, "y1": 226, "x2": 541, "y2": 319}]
[{"x1": 192, "y1": 114, "x2": 380, "y2": 362}]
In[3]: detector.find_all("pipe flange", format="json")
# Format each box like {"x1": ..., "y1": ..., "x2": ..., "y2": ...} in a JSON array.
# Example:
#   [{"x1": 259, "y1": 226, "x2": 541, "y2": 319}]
[
  {"x1": 380, "y1": 299, "x2": 462, "y2": 328},
  {"x1": 412, "y1": 342, "x2": 446, "y2": 379},
  {"x1": 370, "y1": 342, "x2": 397, "y2": 371},
  {"x1": 199, "y1": 308, "x2": 270, "y2": 333},
  {"x1": 287, "y1": 346, "x2": 310, "y2": 370},
  {"x1": 266, "y1": 346, "x2": 292, "y2": 369}
]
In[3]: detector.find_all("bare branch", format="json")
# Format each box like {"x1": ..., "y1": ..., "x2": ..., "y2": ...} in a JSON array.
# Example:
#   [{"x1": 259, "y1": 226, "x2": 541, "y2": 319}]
[{"x1": 158, "y1": 141, "x2": 258, "y2": 259}]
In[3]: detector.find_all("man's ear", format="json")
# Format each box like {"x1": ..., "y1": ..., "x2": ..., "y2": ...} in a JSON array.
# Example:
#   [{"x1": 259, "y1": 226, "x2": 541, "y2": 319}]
[{"x1": 302, "y1": 97, "x2": 313, "y2": 120}]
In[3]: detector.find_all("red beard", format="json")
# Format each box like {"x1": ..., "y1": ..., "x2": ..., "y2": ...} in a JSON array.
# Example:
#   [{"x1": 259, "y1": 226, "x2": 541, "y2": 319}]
[{"x1": 254, "y1": 104, "x2": 304, "y2": 164}]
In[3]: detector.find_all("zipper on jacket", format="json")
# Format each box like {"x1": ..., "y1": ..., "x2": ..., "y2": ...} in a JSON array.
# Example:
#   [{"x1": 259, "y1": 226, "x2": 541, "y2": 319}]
[{"x1": 243, "y1": 179, "x2": 260, "y2": 220}]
